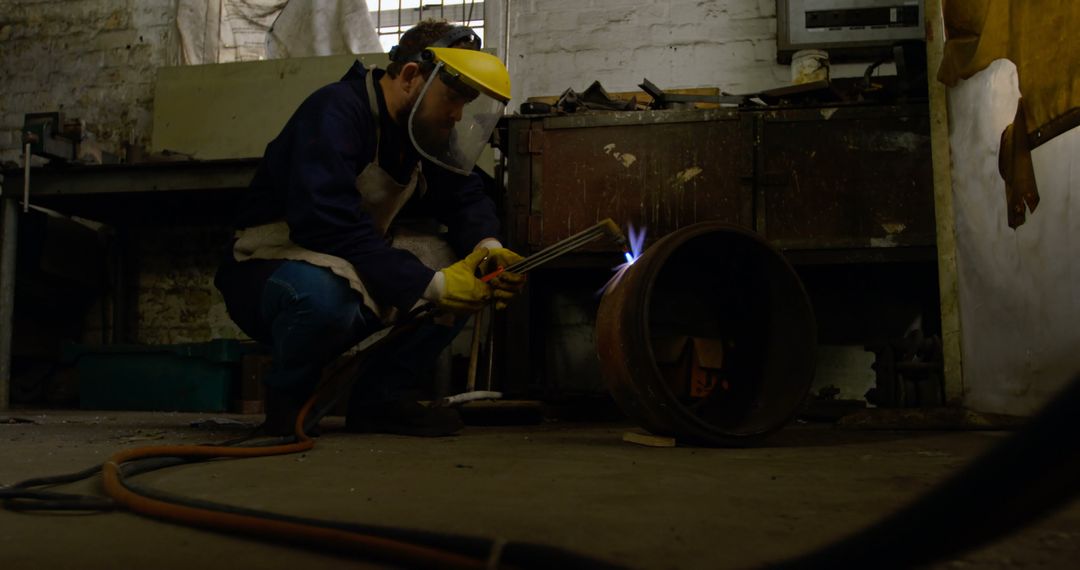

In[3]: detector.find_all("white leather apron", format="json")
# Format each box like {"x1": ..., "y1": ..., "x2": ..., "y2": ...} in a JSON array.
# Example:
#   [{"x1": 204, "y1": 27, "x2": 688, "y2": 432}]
[{"x1": 232, "y1": 68, "x2": 455, "y2": 323}]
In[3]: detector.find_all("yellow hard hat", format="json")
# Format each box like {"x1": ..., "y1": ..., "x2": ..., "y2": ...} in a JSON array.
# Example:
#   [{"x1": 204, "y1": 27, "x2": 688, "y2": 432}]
[{"x1": 426, "y1": 47, "x2": 511, "y2": 103}]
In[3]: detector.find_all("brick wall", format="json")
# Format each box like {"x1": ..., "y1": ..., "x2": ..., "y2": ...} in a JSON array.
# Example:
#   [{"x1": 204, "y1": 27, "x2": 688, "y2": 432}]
[
  {"x1": 128, "y1": 225, "x2": 240, "y2": 345},
  {"x1": 0, "y1": 0, "x2": 178, "y2": 165},
  {"x1": 508, "y1": 0, "x2": 885, "y2": 103},
  {"x1": 0, "y1": 1, "x2": 244, "y2": 345}
]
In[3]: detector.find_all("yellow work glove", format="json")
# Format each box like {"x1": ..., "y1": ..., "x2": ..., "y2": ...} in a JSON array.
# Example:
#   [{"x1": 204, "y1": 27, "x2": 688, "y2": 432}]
[
  {"x1": 480, "y1": 247, "x2": 527, "y2": 310},
  {"x1": 438, "y1": 248, "x2": 494, "y2": 315}
]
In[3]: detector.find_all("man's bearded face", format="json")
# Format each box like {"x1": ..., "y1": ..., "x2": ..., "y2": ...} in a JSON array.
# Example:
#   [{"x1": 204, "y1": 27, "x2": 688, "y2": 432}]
[{"x1": 409, "y1": 72, "x2": 474, "y2": 159}]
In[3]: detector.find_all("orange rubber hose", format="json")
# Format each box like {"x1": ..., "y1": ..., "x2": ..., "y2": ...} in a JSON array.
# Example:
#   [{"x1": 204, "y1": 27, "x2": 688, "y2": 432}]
[{"x1": 100, "y1": 374, "x2": 487, "y2": 569}]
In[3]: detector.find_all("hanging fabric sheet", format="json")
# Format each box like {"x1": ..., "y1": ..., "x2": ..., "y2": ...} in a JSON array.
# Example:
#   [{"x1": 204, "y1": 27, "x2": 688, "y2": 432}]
[{"x1": 937, "y1": 0, "x2": 1080, "y2": 228}]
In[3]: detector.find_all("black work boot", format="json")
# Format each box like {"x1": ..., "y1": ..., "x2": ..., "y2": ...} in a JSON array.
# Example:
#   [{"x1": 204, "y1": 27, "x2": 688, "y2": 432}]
[
  {"x1": 346, "y1": 399, "x2": 464, "y2": 437},
  {"x1": 261, "y1": 384, "x2": 319, "y2": 437}
]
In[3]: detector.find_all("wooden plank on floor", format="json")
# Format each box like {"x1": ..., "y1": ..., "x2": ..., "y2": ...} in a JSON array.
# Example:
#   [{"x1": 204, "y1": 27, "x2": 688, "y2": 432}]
[{"x1": 622, "y1": 430, "x2": 676, "y2": 447}]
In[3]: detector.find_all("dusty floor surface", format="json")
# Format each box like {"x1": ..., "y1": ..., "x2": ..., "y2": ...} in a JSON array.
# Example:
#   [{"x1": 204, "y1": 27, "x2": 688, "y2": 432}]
[{"x1": 1, "y1": 410, "x2": 1078, "y2": 569}]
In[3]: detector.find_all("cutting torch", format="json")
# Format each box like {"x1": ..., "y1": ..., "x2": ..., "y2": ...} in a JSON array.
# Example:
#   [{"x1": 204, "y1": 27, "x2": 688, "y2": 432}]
[{"x1": 479, "y1": 218, "x2": 628, "y2": 282}]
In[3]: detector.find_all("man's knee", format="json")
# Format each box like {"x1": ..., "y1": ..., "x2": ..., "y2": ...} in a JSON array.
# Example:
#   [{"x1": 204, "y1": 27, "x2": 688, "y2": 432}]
[{"x1": 264, "y1": 262, "x2": 367, "y2": 339}]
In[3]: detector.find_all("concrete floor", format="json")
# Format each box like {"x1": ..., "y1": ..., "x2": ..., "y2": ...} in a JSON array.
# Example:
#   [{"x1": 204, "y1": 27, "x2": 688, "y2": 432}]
[{"x1": 1, "y1": 410, "x2": 1079, "y2": 569}]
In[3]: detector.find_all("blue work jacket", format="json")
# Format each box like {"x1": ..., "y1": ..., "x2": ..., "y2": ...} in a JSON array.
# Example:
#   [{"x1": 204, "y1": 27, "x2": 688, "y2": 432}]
[{"x1": 230, "y1": 63, "x2": 501, "y2": 313}]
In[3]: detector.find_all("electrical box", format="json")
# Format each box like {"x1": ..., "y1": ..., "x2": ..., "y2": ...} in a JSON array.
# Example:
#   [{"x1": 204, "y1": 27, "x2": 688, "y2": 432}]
[{"x1": 777, "y1": 0, "x2": 925, "y2": 62}]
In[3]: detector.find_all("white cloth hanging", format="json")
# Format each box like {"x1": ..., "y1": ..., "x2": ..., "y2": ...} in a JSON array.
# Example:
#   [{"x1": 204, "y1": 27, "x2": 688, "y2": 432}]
[{"x1": 266, "y1": 0, "x2": 382, "y2": 59}]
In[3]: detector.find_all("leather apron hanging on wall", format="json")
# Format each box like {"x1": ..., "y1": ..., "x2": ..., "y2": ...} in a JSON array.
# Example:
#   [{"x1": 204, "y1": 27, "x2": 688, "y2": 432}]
[{"x1": 230, "y1": 69, "x2": 456, "y2": 323}]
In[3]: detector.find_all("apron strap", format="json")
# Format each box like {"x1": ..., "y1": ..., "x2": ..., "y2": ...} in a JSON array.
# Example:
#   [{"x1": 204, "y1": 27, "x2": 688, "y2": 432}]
[{"x1": 364, "y1": 67, "x2": 382, "y2": 157}]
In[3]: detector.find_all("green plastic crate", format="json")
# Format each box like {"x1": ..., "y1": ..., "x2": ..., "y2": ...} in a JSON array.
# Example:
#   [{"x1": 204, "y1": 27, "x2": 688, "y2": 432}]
[{"x1": 65, "y1": 339, "x2": 244, "y2": 412}]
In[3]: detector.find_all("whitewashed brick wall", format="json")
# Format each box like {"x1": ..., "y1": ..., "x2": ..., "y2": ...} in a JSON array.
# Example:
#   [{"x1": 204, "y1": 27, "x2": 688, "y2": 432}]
[
  {"x1": 0, "y1": 0, "x2": 178, "y2": 165},
  {"x1": 508, "y1": 0, "x2": 883, "y2": 104},
  {"x1": 0, "y1": 1, "x2": 235, "y2": 345}
]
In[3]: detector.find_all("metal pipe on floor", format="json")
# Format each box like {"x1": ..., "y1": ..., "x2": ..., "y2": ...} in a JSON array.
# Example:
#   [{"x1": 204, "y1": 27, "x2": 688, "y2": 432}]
[
  {"x1": 595, "y1": 221, "x2": 817, "y2": 446},
  {"x1": 0, "y1": 189, "x2": 19, "y2": 411}
]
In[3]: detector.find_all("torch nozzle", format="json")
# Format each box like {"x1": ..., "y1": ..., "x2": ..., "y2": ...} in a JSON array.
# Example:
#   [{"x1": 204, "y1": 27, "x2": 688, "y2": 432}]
[{"x1": 601, "y1": 218, "x2": 629, "y2": 250}]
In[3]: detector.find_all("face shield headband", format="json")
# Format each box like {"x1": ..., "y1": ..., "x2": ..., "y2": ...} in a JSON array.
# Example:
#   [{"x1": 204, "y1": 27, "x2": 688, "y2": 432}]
[{"x1": 388, "y1": 26, "x2": 481, "y2": 65}]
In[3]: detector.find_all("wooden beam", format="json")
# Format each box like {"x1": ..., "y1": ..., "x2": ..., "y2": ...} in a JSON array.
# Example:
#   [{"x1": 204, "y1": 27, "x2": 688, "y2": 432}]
[{"x1": 925, "y1": 0, "x2": 965, "y2": 404}]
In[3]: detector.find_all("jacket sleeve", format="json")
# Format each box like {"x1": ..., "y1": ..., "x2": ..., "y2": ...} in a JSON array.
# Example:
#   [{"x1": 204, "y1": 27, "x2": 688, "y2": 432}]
[
  {"x1": 284, "y1": 87, "x2": 436, "y2": 313},
  {"x1": 418, "y1": 160, "x2": 502, "y2": 259}
]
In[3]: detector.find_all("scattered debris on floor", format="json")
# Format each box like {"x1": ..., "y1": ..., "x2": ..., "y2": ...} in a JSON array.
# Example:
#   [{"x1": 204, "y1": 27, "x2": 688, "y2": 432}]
[
  {"x1": 837, "y1": 408, "x2": 1027, "y2": 430},
  {"x1": 121, "y1": 430, "x2": 168, "y2": 442},
  {"x1": 1, "y1": 417, "x2": 37, "y2": 424},
  {"x1": 189, "y1": 417, "x2": 258, "y2": 429}
]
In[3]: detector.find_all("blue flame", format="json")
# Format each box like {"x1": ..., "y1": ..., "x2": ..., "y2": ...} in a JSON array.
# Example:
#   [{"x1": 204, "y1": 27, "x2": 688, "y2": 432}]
[
  {"x1": 626, "y1": 223, "x2": 646, "y2": 263},
  {"x1": 600, "y1": 223, "x2": 647, "y2": 296}
]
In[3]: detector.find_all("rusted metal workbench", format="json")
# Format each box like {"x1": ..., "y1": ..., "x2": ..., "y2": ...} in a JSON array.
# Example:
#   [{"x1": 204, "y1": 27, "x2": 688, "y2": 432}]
[
  {"x1": 0, "y1": 159, "x2": 259, "y2": 408},
  {"x1": 498, "y1": 101, "x2": 937, "y2": 397},
  {"x1": 503, "y1": 102, "x2": 934, "y2": 258},
  {"x1": 0, "y1": 159, "x2": 258, "y2": 225}
]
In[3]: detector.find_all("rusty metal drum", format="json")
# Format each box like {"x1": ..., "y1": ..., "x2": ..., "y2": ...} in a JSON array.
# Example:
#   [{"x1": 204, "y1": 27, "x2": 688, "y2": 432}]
[{"x1": 596, "y1": 221, "x2": 816, "y2": 446}]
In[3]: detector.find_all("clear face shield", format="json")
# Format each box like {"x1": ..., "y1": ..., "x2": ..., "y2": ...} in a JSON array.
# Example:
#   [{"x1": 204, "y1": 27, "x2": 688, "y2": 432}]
[{"x1": 408, "y1": 60, "x2": 506, "y2": 176}]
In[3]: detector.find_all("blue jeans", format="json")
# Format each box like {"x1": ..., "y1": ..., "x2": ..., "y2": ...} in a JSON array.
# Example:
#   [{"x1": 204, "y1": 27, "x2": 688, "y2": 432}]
[{"x1": 221, "y1": 260, "x2": 464, "y2": 402}]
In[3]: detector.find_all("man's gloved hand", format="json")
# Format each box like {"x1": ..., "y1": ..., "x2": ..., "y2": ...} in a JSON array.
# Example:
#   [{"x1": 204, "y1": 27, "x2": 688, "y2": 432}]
[
  {"x1": 438, "y1": 248, "x2": 493, "y2": 315},
  {"x1": 481, "y1": 247, "x2": 527, "y2": 310}
]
